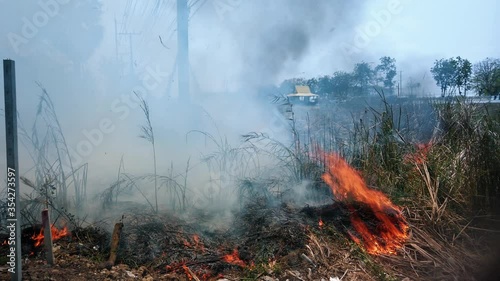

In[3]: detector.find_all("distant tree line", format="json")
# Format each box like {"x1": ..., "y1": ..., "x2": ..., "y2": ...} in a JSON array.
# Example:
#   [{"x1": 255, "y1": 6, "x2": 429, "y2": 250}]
[
  {"x1": 277, "y1": 56, "x2": 398, "y2": 100},
  {"x1": 270, "y1": 56, "x2": 500, "y2": 100},
  {"x1": 431, "y1": 57, "x2": 500, "y2": 97}
]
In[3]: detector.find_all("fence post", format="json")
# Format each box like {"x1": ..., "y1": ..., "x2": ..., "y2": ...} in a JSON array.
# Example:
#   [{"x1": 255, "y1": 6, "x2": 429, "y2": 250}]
[{"x1": 41, "y1": 209, "x2": 54, "y2": 265}]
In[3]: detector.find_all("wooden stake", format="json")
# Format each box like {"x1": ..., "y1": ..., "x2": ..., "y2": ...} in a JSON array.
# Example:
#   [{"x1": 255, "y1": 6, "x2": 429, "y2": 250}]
[
  {"x1": 41, "y1": 209, "x2": 54, "y2": 265},
  {"x1": 107, "y1": 222, "x2": 124, "y2": 266}
]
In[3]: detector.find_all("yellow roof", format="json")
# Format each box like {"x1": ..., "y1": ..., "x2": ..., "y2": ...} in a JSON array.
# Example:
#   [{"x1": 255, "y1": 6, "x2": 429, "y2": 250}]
[
  {"x1": 295, "y1": 85, "x2": 311, "y2": 94},
  {"x1": 287, "y1": 85, "x2": 318, "y2": 97}
]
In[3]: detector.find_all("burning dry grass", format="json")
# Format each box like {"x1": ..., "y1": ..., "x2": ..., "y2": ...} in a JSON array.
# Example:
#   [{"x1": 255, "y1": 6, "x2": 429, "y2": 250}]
[
  {"x1": 321, "y1": 151, "x2": 409, "y2": 255},
  {"x1": 90, "y1": 180, "x2": 485, "y2": 280},
  {"x1": 297, "y1": 203, "x2": 488, "y2": 281},
  {"x1": 1, "y1": 182, "x2": 492, "y2": 280},
  {"x1": 2, "y1": 94, "x2": 499, "y2": 280},
  {"x1": 110, "y1": 200, "x2": 310, "y2": 279},
  {"x1": 31, "y1": 224, "x2": 71, "y2": 247},
  {"x1": 376, "y1": 204, "x2": 486, "y2": 281}
]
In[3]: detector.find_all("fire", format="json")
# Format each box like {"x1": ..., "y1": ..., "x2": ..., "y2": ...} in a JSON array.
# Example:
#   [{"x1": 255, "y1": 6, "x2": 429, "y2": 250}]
[
  {"x1": 405, "y1": 142, "x2": 432, "y2": 165},
  {"x1": 192, "y1": 234, "x2": 205, "y2": 252},
  {"x1": 318, "y1": 218, "x2": 324, "y2": 228},
  {"x1": 321, "y1": 152, "x2": 408, "y2": 255},
  {"x1": 32, "y1": 225, "x2": 70, "y2": 247},
  {"x1": 167, "y1": 262, "x2": 213, "y2": 280},
  {"x1": 182, "y1": 234, "x2": 205, "y2": 253},
  {"x1": 222, "y1": 249, "x2": 246, "y2": 267},
  {"x1": 182, "y1": 264, "x2": 194, "y2": 281}
]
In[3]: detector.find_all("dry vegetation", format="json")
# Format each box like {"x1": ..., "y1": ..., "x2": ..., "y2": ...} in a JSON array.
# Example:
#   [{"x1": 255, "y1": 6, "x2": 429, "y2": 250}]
[{"x1": 1, "y1": 89, "x2": 500, "y2": 280}]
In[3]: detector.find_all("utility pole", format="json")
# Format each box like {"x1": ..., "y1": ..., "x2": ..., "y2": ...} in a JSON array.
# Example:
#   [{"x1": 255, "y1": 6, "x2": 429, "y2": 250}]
[
  {"x1": 177, "y1": 0, "x2": 190, "y2": 103},
  {"x1": 115, "y1": 16, "x2": 140, "y2": 75},
  {"x1": 114, "y1": 16, "x2": 119, "y2": 61},
  {"x1": 399, "y1": 71, "x2": 403, "y2": 96},
  {"x1": 117, "y1": 31, "x2": 140, "y2": 74},
  {"x1": 128, "y1": 33, "x2": 135, "y2": 72}
]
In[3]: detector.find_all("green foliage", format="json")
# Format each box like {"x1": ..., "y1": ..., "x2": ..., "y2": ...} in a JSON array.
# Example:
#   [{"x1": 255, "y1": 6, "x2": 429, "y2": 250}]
[
  {"x1": 298, "y1": 90, "x2": 500, "y2": 218},
  {"x1": 278, "y1": 57, "x2": 397, "y2": 100},
  {"x1": 472, "y1": 58, "x2": 500, "y2": 96},
  {"x1": 278, "y1": 78, "x2": 308, "y2": 94},
  {"x1": 330, "y1": 71, "x2": 355, "y2": 99},
  {"x1": 353, "y1": 62, "x2": 374, "y2": 93},
  {"x1": 375, "y1": 56, "x2": 397, "y2": 90},
  {"x1": 350, "y1": 92, "x2": 406, "y2": 194},
  {"x1": 431, "y1": 57, "x2": 472, "y2": 96},
  {"x1": 433, "y1": 100, "x2": 500, "y2": 212}
]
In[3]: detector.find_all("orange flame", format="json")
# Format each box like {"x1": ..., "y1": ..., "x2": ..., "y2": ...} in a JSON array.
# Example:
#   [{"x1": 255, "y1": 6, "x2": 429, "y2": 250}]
[
  {"x1": 405, "y1": 142, "x2": 432, "y2": 165},
  {"x1": 192, "y1": 234, "x2": 205, "y2": 252},
  {"x1": 321, "y1": 152, "x2": 408, "y2": 255},
  {"x1": 318, "y1": 219, "x2": 324, "y2": 228},
  {"x1": 222, "y1": 249, "x2": 246, "y2": 267},
  {"x1": 182, "y1": 264, "x2": 194, "y2": 281},
  {"x1": 31, "y1": 225, "x2": 70, "y2": 247},
  {"x1": 182, "y1": 234, "x2": 205, "y2": 253},
  {"x1": 167, "y1": 262, "x2": 212, "y2": 280}
]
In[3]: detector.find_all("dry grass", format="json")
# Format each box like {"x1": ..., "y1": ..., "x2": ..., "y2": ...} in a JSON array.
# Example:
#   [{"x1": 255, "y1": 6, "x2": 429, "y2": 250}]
[
  {"x1": 294, "y1": 203, "x2": 486, "y2": 281},
  {"x1": 3, "y1": 86, "x2": 499, "y2": 281}
]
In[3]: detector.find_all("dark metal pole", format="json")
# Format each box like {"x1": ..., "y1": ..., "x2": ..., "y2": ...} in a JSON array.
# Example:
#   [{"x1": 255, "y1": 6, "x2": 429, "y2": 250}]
[
  {"x1": 3, "y1": 59, "x2": 22, "y2": 281},
  {"x1": 177, "y1": 0, "x2": 190, "y2": 103}
]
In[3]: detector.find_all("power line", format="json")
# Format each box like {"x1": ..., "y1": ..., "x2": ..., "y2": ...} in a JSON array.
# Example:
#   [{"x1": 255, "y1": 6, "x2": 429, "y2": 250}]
[
  {"x1": 163, "y1": 0, "x2": 207, "y2": 43},
  {"x1": 140, "y1": 1, "x2": 177, "y2": 48},
  {"x1": 118, "y1": 1, "x2": 178, "y2": 55},
  {"x1": 189, "y1": 0, "x2": 202, "y2": 9},
  {"x1": 189, "y1": 0, "x2": 207, "y2": 20}
]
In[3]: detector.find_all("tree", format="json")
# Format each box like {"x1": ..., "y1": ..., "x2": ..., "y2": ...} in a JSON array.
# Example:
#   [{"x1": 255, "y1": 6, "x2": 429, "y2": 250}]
[
  {"x1": 472, "y1": 58, "x2": 500, "y2": 96},
  {"x1": 431, "y1": 57, "x2": 472, "y2": 96},
  {"x1": 308, "y1": 75, "x2": 335, "y2": 97},
  {"x1": 353, "y1": 62, "x2": 374, "y2": 94},
  {"x1": 454, "y1": 56, "x2": 472, "y2": 96},
  {"x1": 278, "y1": 78, "x2": 308, "y2": 94},
  {"x1": 330, "y1": 71, "x2": 355, "y2": 99},
  {"x1": 375, "y1": 56, "x2": 397, "y2": 91},
  {"x1": 431, "y1": 58, "x2": 457, "y2": 96},
  {"x1": 306, "y1": 77, "x2": 319, "y2": 94}
]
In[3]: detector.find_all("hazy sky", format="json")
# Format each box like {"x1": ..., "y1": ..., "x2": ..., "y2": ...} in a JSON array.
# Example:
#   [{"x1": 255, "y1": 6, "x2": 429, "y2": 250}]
[
  {"x1": 0, "y1": 0, "x2": 499, "y2": 198},
  {"x1": 90, "y1": 0, "x2": 500, "y2": 91}
]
